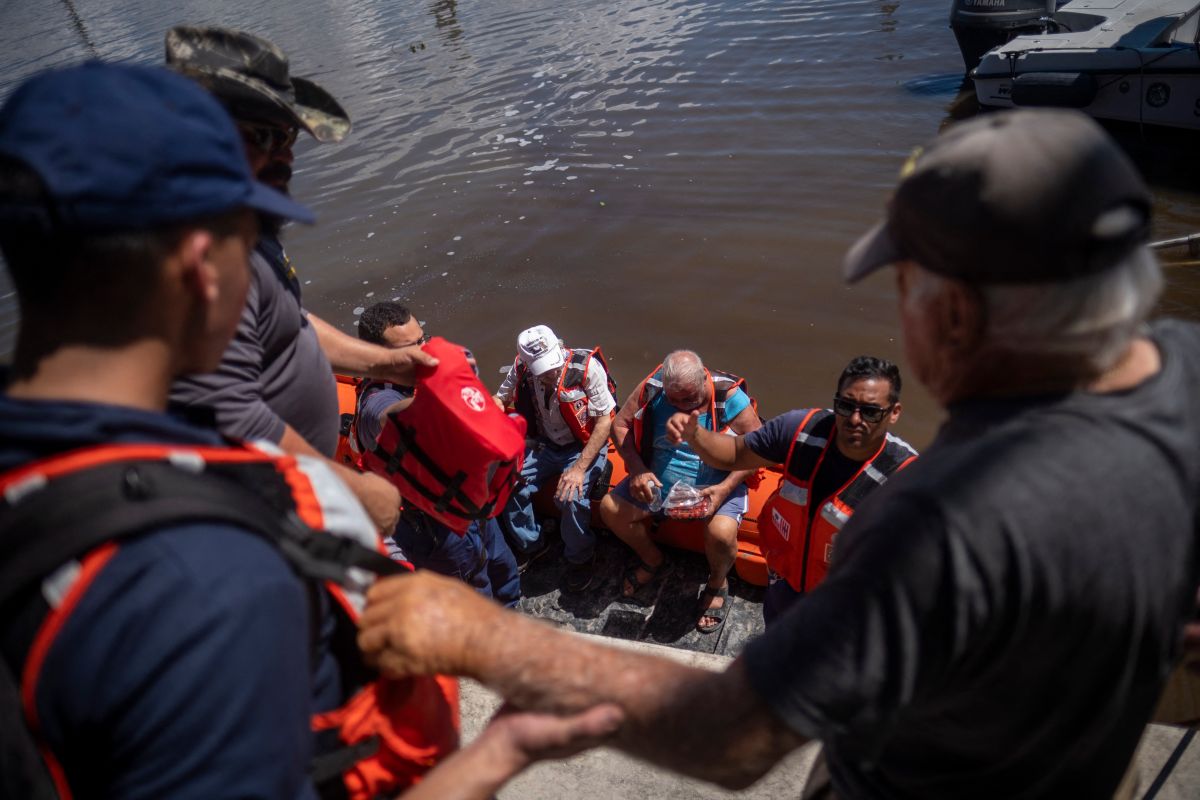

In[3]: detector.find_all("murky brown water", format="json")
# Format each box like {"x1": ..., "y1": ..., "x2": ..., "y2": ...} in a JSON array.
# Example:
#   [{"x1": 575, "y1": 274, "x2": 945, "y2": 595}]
[{"x1": 3, "y1": 0, "x2": 1199, "y2": 449}]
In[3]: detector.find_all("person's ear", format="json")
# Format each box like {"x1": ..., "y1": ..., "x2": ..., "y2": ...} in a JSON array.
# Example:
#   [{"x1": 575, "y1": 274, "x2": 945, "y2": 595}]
[
  {"x1": 939, "y1": 279, "x2": 985, "y2": 357},
  {"x1": 888, "y1": 401, "x2": 902, "y2": 424},
  {"x1": 177, "y1": 228, "x2": 219, "y2": 304}
]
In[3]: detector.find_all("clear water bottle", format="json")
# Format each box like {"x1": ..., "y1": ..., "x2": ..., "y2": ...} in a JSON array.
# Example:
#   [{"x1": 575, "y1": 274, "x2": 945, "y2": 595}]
[{"x1": 646, "y1": 481, "x2": 664, "y2": 512}]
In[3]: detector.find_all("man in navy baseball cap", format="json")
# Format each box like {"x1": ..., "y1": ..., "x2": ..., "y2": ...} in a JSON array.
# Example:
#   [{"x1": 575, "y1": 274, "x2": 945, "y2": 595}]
[
  {"x1": 0, "y1": 59, "x2": 314, "y2": 386},
  {"x1": 0, "y1": 62, "x2": 319, "y2": 796}
]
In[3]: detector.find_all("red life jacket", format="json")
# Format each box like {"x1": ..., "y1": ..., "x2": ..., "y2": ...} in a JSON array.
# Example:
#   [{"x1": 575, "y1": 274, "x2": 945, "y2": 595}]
[
  {"x1": 510, "y1": 347, "x2": 617, "y2": 445},
  {"x1": 0, "y1": 442, "x2": 459, "y2": 800},
  {"x1": 759, "y1": 409, "x2": 918, "y2": 592},
  {"x1": 629, "y1": 365, "x2": 756, "y2": 471},
  {"x1": 359, "y1": 337, "x2": 526, "y2": 534}
]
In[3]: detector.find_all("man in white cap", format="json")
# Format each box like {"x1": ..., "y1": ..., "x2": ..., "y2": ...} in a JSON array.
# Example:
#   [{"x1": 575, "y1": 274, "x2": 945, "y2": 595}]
[
  {"x1": 494, "y1": 325, "x2": 617, "y2": 590},
  {"x1": 359, "y1": 110, "x2": 1200, "y2": 798}
]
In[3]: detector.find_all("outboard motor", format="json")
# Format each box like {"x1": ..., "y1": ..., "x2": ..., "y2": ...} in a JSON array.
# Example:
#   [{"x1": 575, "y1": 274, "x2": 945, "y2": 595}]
[{"x1": 950, "y1": 0, "x2": 1061, "y2": 73}]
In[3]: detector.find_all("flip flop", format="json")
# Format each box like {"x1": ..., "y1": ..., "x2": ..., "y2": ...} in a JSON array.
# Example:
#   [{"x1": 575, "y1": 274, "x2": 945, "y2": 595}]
[{"x1": 695, "y1": 584, "x2": 729, "y2": 634}]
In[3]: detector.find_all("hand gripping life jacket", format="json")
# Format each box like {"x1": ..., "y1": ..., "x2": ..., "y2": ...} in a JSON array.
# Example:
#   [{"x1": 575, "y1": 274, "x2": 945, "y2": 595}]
[
  {"x1": 510, "y1": 347, "x2": 617, "y2": 445},
  {"x1": 0, "y1": 442, "x2": 459, "y2": 800},
  {"x1": 629, "y1": 365, "x2": 757, "y2": 474},
  {"x1": 359, "y1": 337, "x2": 526, "y2": 534},
  {"x1": 759, "y1": 409, "x2": 918, "y2": 593}
]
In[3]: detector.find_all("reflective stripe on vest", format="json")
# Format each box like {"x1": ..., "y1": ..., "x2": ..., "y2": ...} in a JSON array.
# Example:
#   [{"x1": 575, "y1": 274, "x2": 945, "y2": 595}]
[{"x1": 0, "y1": 443, "x2": 458, "y2": 800}]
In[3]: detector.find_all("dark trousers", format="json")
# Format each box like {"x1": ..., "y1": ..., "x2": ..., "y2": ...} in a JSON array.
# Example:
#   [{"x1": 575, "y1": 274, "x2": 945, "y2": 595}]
[
  {"x1": 763, "y1": 576, "x2": 804, "y2": 627},
  {"x1": 389, "y1": 510, "x2": 520, "y2": 608}
]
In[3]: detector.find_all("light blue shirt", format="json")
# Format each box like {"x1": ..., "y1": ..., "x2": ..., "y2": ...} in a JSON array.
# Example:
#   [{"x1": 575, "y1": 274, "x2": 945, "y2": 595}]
[{"x1": 648, "y1": 387, "x2": 750, "y2": 487}]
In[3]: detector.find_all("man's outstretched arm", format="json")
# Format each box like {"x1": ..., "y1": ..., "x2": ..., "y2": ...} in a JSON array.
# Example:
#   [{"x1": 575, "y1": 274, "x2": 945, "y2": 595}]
[
  {"x1": 665, "y1": 409, "x2": 774, "y2": 472},
  {"x1": 358, "y1": 572, "x2": 806, "y2": 789},
  {"x1": 308, "y1": 312, "x2": 438, "y2": 384},
  {"x1": 401, "y1": 703, "x2": 624, "y2": 800}
]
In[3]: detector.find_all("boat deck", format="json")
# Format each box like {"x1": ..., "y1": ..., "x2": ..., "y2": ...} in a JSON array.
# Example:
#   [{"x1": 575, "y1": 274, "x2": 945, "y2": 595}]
[
  {"x1": 991, "y1": 0, "x2": 1198, "y2": 53},
  {"x1": 516, "y1": 524, "x2": 767, "y2": 659}
]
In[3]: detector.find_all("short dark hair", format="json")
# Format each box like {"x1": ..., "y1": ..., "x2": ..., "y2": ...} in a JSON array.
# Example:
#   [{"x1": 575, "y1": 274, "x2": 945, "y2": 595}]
[
  {"x1": 837, "y1": 356, "x2": 902, "y2": 405},
  {"x1": 358, "y1": 301, "x2": 413, "y2": 345},
  {"x1": 0, "y1": 156, "x2": 243, "y2": 341}
]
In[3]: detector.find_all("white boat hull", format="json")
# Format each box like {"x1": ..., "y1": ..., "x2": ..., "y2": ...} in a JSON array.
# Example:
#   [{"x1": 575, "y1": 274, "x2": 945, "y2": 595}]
[{"x1": 971, "y1": 0, "x2": 1200, "y2": 131}]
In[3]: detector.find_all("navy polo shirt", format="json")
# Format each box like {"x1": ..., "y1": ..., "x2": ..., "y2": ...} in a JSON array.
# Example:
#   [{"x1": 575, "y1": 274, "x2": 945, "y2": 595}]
[{"x1": 0, "y1": 396, "x2": 320, "y2": 799}]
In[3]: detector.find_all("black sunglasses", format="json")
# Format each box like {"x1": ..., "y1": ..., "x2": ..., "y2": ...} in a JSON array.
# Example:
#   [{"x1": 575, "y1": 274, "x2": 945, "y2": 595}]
[
  {"x1": 832, "y1": 396, "x2": 893, "y2": 424},
  {"x1": 238, "y1": 123, "x2": 299, "y2": 154}
]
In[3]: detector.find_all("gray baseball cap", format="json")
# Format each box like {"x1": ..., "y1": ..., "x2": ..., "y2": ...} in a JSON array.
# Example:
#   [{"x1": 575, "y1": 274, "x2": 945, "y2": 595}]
[{"x1": 843, "y1": 109, "x2": 1152, "y2": 285}]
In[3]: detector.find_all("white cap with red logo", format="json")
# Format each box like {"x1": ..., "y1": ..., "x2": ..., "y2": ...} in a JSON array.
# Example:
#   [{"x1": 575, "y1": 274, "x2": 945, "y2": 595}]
[{"x1": 517, "y1": 325, "x2": 565, "y2": 376}]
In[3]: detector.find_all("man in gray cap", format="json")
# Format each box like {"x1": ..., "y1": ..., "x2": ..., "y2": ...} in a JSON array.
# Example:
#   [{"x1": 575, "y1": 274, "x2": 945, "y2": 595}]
[
  {"x1": 355, "y1": 110, "x2": 1200, "y2": 798},
  {"x1": 166, "y1": 26, "x2": 422, "y2": 528}
]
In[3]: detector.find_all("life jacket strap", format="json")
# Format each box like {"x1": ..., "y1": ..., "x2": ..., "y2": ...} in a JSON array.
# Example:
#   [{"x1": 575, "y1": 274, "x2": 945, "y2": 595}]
[{"x1": 370, "y1": 421, "x2": 514, "y2": 522}]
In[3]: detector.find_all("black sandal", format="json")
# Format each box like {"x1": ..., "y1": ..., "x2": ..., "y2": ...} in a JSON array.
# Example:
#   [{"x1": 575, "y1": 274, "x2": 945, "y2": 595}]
[
  {"x1": 622, "y1": 556, "x2": 667, "y2": 599},
  {"x1": 695, "y1": 584, "x2": 729, "y2": 634}
]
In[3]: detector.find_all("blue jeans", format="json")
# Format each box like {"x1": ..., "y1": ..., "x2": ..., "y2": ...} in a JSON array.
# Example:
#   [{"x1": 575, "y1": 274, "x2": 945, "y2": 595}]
[
  {"x1": 388, "y1": 511, "x2": 520, "y2": 608},
  {"x1": 502, "y1": 440, "x2": 607, "y2": 565}
]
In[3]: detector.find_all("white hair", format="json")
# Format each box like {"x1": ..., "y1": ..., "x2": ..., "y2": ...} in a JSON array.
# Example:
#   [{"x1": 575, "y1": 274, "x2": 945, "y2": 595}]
[
  {"x1": 906, "y1": 247, "x2": 1162, "y2": 371},
  {"x1": 661, "y1": 350, "x2": 706, "y2": 391}
]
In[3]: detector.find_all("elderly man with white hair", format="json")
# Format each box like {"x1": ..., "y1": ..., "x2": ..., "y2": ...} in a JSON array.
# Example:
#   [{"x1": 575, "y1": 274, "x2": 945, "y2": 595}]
[
  {"x1": 495, "y1": 325, "x2": 617, "y2": 590},
  {"x1": 358, "y1": 109, "x2": 1200, "y2": 799},
  {"x1": 600, "y1": 349, "x2": 761, "y2": 634}
]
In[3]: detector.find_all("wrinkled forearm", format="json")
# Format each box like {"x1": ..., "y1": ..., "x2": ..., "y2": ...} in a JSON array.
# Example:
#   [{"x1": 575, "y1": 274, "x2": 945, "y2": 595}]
[
  {"x1": 612, "y1": 418, "x2": 649, "y2": 475},
  {"x1": 577, "y1": 415, "x2": 611, "y2": 470},
  {"x1": 462, "y1": 615, "x2": 803, "y2": 788}
]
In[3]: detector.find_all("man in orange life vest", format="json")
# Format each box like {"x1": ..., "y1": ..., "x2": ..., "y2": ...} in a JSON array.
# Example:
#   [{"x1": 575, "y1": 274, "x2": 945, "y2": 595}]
[
  {"x1": 494, "y1": 324, "x2": 617, "y2": 591},
  {"x1": 0, "y1": 61, "x2": 620, "y2": 800},
  {"x1": 603, "y1": 349, "x2": 761, "y2": 634},
  {"x1": 667, "y1": 356, "x2": 918, "y2": 625}
]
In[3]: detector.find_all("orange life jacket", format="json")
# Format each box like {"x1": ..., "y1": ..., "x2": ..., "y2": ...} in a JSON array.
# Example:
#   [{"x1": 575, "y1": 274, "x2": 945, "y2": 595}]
[
  {"x1": 0, "y1": 442, "x2": 459, "y2": 800},
  {"x1": 759, "y1": 409, "x2": 917, "y2": 593},
  {"x1": 511, "y1": 347, "x2": 617, "y2": 445},
  {"x1": 629, "y1": 365, "x2": 755, "y2": 471}
]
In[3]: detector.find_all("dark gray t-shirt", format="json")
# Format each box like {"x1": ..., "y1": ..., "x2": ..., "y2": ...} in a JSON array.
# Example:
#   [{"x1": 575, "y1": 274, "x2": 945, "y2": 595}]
[
  {"x1": 745, "y1": 319, "x2": 1200, "y2": 799},
  {"x1": 170, "y1": 239, "x2": 339, "y2": 456}
]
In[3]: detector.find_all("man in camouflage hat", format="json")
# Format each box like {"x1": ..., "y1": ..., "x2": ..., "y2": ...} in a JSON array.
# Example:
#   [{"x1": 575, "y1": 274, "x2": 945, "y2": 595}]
[{"x1": 166, "y1": 27, "x2": 425, "y2": 530}]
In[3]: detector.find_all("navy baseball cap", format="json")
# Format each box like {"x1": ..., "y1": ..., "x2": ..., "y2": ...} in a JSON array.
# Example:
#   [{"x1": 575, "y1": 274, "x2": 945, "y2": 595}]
[
  {"x1": 0, "y1": 61, "x2": 314, "y2": 232},
  {"x1": 843, "y1": 109, "x2": 1151, "y2": 285}
]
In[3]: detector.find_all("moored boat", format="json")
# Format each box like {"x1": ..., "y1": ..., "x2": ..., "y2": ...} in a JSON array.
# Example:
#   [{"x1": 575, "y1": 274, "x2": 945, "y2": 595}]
[
  {"x1": 950, "y1": 0, "x2": 1066, "y2": 74},
  {"x1": 971, "y1": 0, "x2": 1200, "y2": 131}
]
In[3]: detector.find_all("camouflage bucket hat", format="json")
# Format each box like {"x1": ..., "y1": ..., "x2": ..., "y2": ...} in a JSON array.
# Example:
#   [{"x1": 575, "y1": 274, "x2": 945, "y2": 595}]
[{"x1": 165, "y1": 26, "x2": 351, "y2": 143}]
